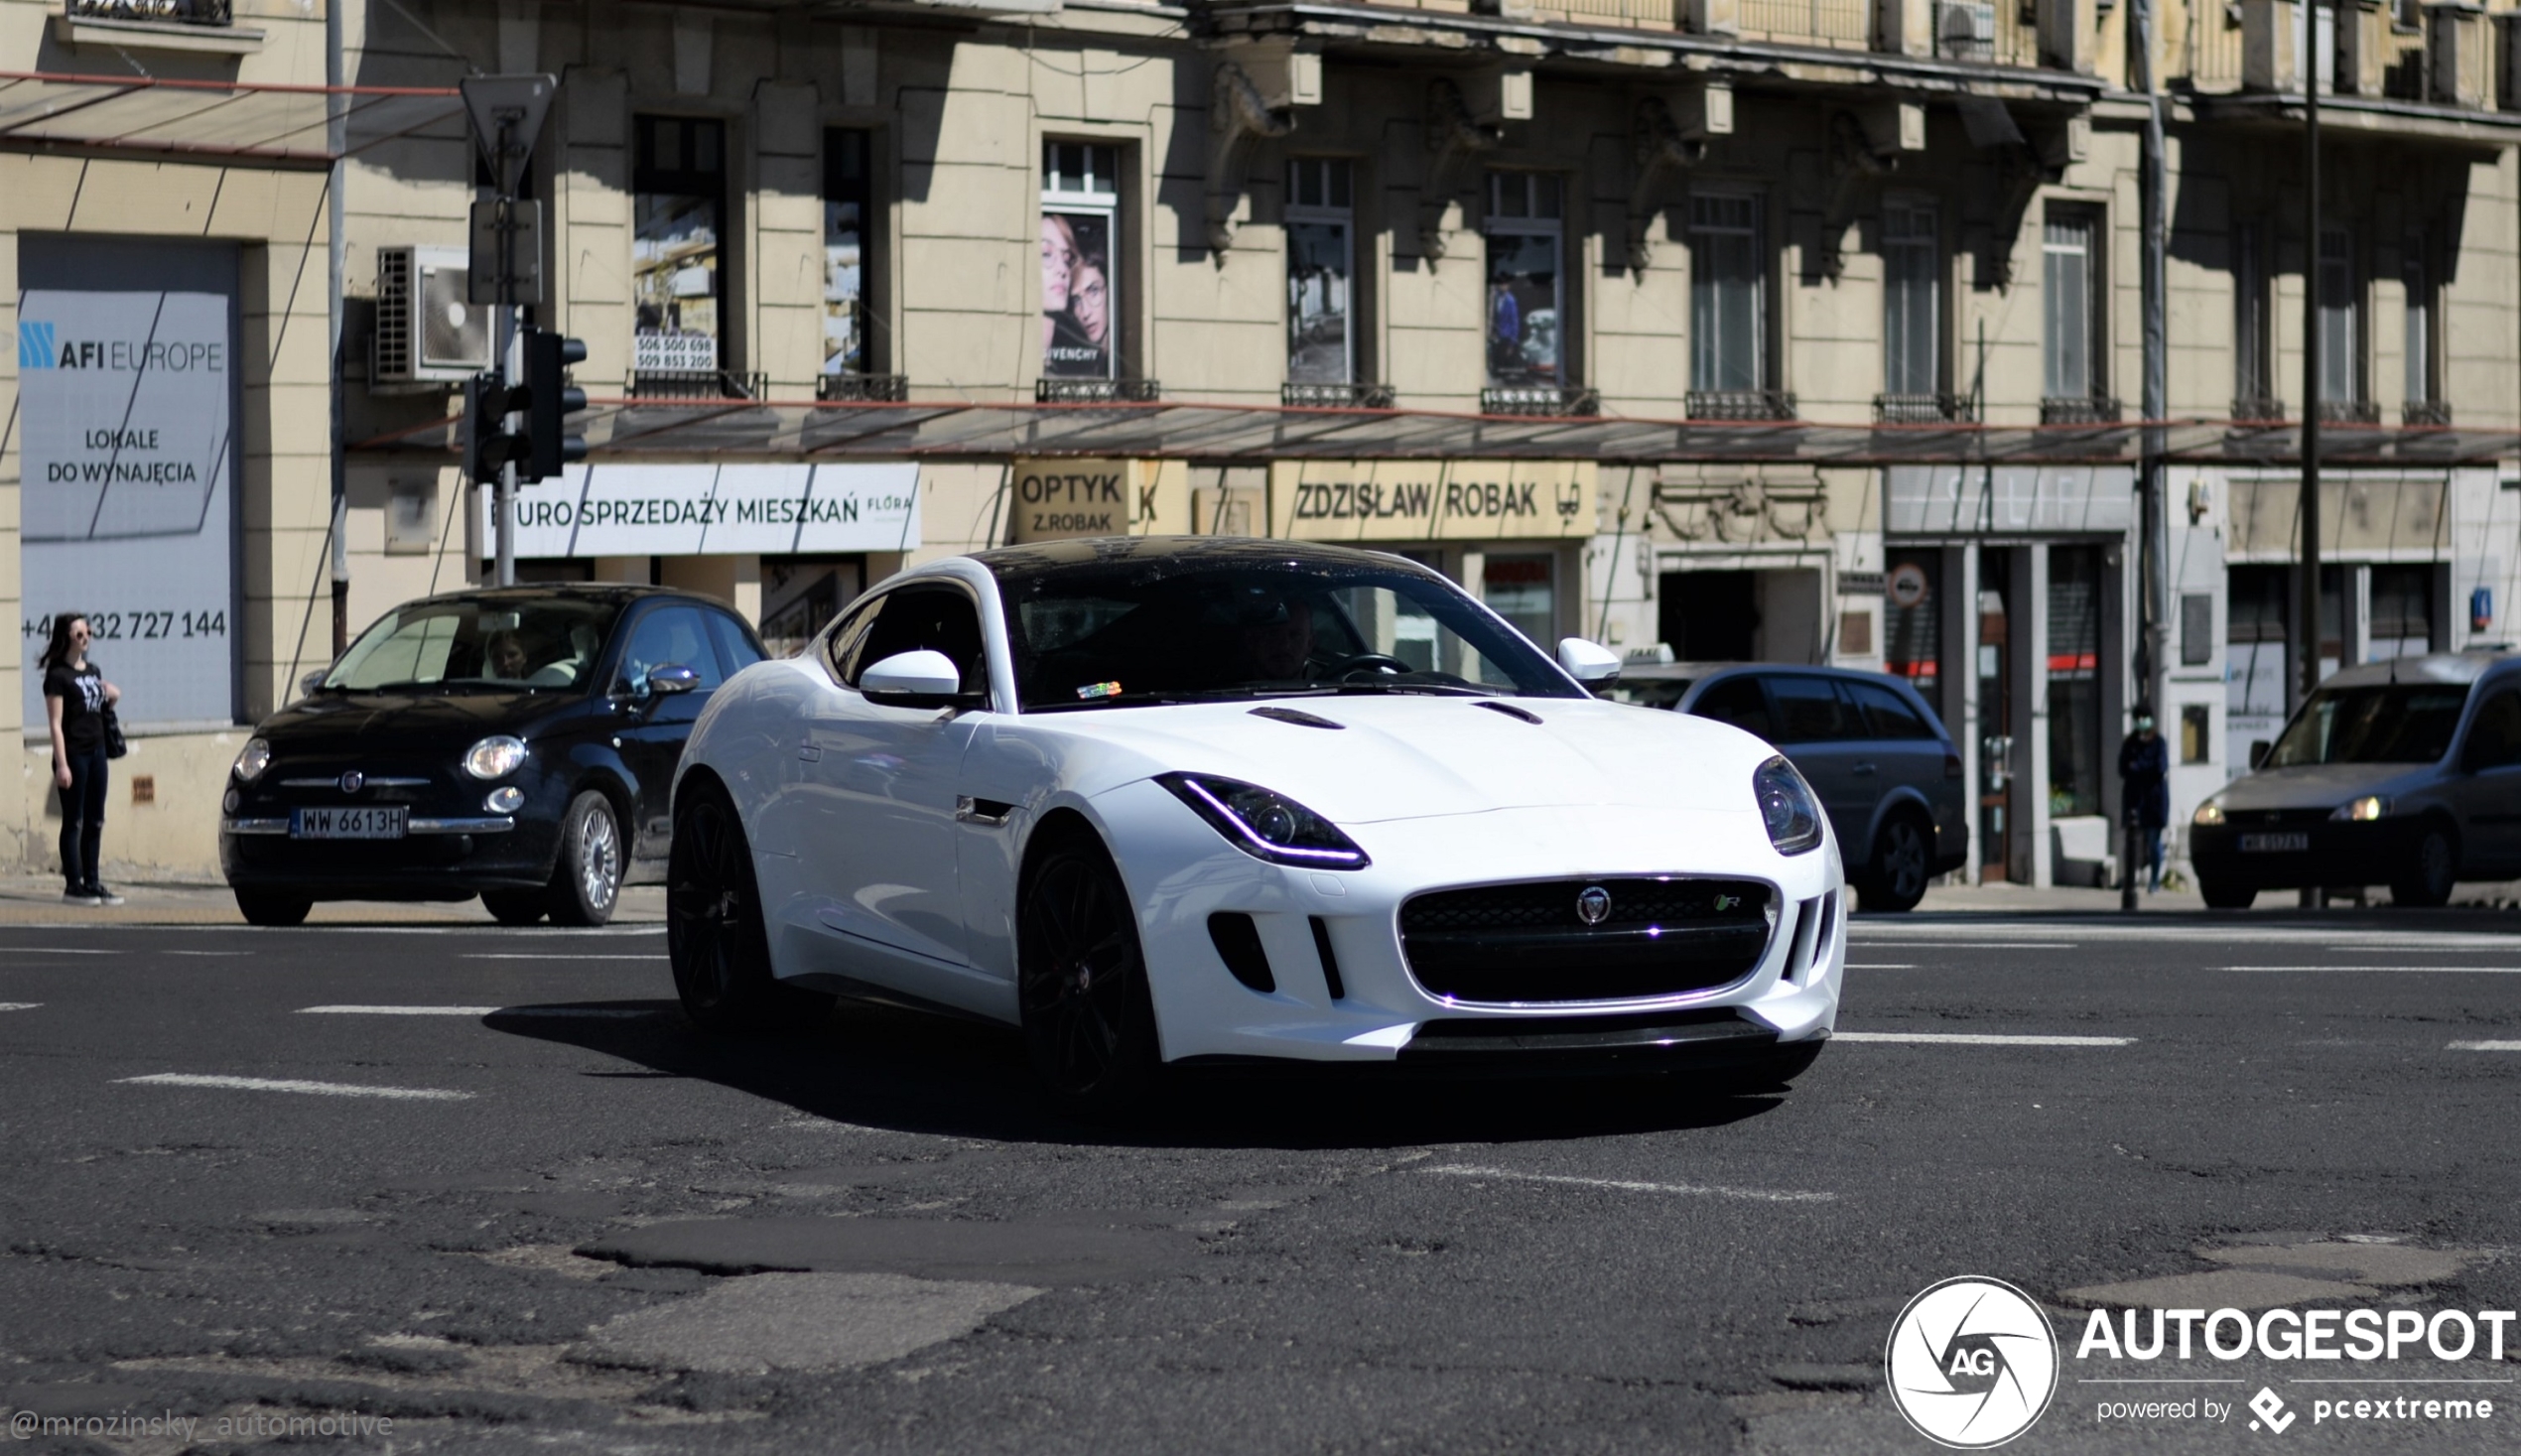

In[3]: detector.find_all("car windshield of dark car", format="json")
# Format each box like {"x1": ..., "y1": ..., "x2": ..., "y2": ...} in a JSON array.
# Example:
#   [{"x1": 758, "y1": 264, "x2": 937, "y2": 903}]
[
  {"x1": 2265, "y1": 684, "x2": 2471, "y2": 766},
  {"x1": 324, "y1": 599, "x2": 618, "y2": 693},
  {"x1": 999, "y1": 562, "x2": 1578, "y2": 711}
]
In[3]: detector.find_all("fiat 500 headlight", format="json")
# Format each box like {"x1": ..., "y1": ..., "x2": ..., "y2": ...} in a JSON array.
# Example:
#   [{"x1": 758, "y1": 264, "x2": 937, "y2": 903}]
[
  {"x1": 2193, "y1": 800, "x2": 2226, "y2": 827},
  {"x1": 463, "y1": 734, "x2": 527, "y2": 780},
  {"x1": 1756, "y1": 756, "x2": 1823, "y2": 856},
  {"x1": 231, "y1": 736, "x2": 273, "y2": 783},
  {"x1": 1158, "y1": 773, "x2": 1370, "y2": 869},
  {"x1": 2330, "y1": 795, "x2": 2390, "y2": 822}
]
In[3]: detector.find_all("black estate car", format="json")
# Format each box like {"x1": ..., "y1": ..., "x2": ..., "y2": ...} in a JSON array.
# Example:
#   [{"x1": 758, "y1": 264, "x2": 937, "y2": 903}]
[{"x1": 220, "y1": 586, "x2": 765, "y2": 926}]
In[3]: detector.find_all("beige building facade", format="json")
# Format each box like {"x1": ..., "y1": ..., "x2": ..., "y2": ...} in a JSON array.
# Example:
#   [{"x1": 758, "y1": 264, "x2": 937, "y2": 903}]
[{"x1": 7, "y1": 0, "x2": 2521, "y2": 888}]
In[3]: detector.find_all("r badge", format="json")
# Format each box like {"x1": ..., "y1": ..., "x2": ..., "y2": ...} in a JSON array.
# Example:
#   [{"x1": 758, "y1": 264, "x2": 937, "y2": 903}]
[{"x1": 1575, "y1": 885, "x2": 1612, "y2": 926}]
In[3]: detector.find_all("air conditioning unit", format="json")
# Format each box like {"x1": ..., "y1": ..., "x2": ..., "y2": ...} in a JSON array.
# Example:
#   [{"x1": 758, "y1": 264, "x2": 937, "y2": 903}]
[
  {"x1": 372, "y1": 244, "x2": 491, "y2": 387},
  {"x1": 1938, "y1": 0, "x2": 1995, "y2": 57}
]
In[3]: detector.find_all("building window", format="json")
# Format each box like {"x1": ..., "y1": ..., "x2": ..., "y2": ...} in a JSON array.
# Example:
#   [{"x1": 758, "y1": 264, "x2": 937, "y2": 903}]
[
  {"x1": 632, "y1": 116, "x2": 727, "y2": 376},
  {"x1": 1882, "y1": 199, "x2": 1938, "y2": 398},
  {"x1": 1483, "y1": 554, "x2": 1556, "y2": 658},
  {"x1": 2403, "y1": 231, "x2": 2439, "y2": 416},
  {"x1": 1690, "y1": 193, "x2": 1765, "y2": 394},
  {"x1": 824, "y1": 129, "x2": 876, "y2": 378},
  {"x1": 2371, "y1": 564, "x2": 2436, "y2": 656},
  {"x1": 2041, "y1": 206, "x2": 2099, "y2": 405},
  {"x1": 1485, "y1": 173, "x2": 1563, "y2": 389},
  {"x1": 2319, "y1": 223, "x2": 2359, "y2": 410},
  {"x1": 2233, "y1": 223, "x2": 2277, "y2": 417},
  {"x1": 1042, "y1": 143, "x2": 1121, "y2": 379},
  {"x1": 1286, "y1": 158, "x2": 1354, "y2": 386}
]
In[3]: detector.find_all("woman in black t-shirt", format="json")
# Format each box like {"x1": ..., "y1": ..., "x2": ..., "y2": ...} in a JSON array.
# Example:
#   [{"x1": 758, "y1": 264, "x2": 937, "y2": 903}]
[{"x1": 41, "y1": 614, "x2": 122, "y2": 906}]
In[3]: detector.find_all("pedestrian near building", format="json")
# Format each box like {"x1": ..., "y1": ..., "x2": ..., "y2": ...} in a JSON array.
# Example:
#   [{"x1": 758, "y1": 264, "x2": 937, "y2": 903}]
[
  {"x1": 41, "y1": 613, "x2": 123, "y2": 906},
  {"x1": 2118, "y1": 712, "x2": 2170, "y2": 893}
]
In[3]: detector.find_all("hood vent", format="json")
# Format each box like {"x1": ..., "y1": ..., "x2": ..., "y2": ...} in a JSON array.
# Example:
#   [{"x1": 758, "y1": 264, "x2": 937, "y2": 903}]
[{"x1": 1250, "y1": 706, "x2": 1344, "y2": 730}]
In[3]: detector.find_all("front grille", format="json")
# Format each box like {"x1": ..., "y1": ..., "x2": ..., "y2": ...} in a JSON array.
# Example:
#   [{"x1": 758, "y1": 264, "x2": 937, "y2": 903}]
[
  {"x1": 1399, "y1": 877, "x2": 1774, "y2": 1004},
  {"x1": 2225, "y1": 808, "x2": 2331, "y2": 830}
]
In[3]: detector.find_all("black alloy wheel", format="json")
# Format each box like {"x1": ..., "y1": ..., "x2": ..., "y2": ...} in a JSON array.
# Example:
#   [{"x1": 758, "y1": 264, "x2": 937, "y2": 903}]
[
  {"x1": 667, "y1": 781, "x2": 831, "y2": 1032},
  {"x1": 2390, "y1": 823, "x2": 2459, "y2": 909},
  {"x1": 480, "y1": 890, "x2": 547, "y2": 926},
  {"x1": 1864, "y1": 815, "x2": 1932, "y2": 914},
  {"x1": 1017, "y1": 836, "x2": 1161, "y2": 1114},
  {"x1": 2198, "y1": 877, "x2": 2257, "y2": 910},
  {"x1": 233, "y1": 889, "x2": 312, "y2": 927},
  {"x1": 546, "y1": 791, "x2": 624, "y2": 928}
]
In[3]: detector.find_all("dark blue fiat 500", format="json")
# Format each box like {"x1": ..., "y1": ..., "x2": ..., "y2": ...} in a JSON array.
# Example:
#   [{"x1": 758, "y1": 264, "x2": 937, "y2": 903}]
[{"x1": 220, "y1": 586, "x2": 764, "y2": 926}]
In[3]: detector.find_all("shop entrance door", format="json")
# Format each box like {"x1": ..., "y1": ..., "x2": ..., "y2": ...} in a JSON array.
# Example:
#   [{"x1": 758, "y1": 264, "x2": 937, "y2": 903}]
[{"x1": 1977, "y1": 551, "x2": 2012, "y2": 881}]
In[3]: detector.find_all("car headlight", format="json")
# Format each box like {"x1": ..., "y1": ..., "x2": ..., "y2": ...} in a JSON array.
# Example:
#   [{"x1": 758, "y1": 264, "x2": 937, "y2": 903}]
[
  {"x1": 232, "y1": 736, "x2": 273, "y2": 783},
  {"x1": 463, "y1": 735, "x2": 527, "y2": 780},
  {"x1": 1755, "y1": 756, "x2": 1823, "y2": 856},
  {"x1": 1157, "y1": 773, "x2": 1370, "y2": 869},
  {"x1": 2330, "y1": 795, "x2": 2390, "y2": 822},
  {"x1": 2193, "y1": 801, "x2": 2225, "y2": 827}
]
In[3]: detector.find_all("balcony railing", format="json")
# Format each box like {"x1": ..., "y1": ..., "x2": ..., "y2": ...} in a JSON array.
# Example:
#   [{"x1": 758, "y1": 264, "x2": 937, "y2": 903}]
[
  {"x1": 1482, "y1": 385, "x2": 1600, "y2": 417},
  {"x1": 1874, "y1": 393, "x2": 1978, "y2": 425},
  {"x1": 1686, "y1": 389, "x2": 1797, "y2": 422},
  {"x1": 818, "y1": 372, "x2": 909, "y2": 403},
  {"x1": 2318, "y1": 399, "x2": 2382, "y2": 426},
  {"x1": 66, "y1": 0, "x2": 233, "y2": 23},
  {"x1": 1037, "y1": 378, "x2": 1161, "y2": 404},
  {"x1": 2403, "y1": 399, "x2": 2455, "y2": 427},
  {"x1": 2230, "y1": 396, "x2": 2288, "y2": 423},
  {"x1": 1283, "y1": 381, "x2": 1398, "y2": 410},
  {"x1": 2041, "y1": 395, "x2": 2122, "y2": 425},
  {"x1": 629, "y1": 368, "x2": 767, "y2": 402}
]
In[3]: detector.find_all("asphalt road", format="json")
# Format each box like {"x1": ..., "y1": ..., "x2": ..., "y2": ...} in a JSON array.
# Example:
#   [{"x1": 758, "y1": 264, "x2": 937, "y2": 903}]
[{"x1": 2, "y1": 911, "x2": 2518, "y2": 1455}]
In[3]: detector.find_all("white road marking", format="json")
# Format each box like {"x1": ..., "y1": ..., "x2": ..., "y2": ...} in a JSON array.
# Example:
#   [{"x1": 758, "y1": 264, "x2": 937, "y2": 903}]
[
  {"x1": 1843, "y1": 941, "x2": 2076, "y2": 950},
  {"x1": 462, "y1": 953, "x2": 671, "y2": 962},
  {"x1": 2448, "y1": 1040, "x2": 2521, "y2": 1051},
  {"x1": 1833, "y1": 1031, "x2": 2135, "y2": 1046},
  {"x1": 165, "y1": 950, "x2": 252, "y2": 957},
  {"x1": 117, "y1": 1073, "x2": 472, "y2": 1101},
  {"x1": 297, "y1": 1004, "x2": 657, "y2": 1018},
  {"x1": 2218, "y1": 957, "x2": 2521, "y2": 967},
  {"x1": 0, "y1": 1002, "x2": 41, "y2": 1012},
  {"x1": 1420, "y1": 1164, "x2": 1835, "y2": 1204},
  {"x1": 1843, "y1": 964, "x2": 1918, "y2": 970},
  {"x1": 4, "y1": 947, "x2": 117, "y2": 955}
]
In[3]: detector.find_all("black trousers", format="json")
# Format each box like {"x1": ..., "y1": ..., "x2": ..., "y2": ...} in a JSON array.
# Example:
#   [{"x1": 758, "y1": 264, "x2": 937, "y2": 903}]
[{"x1": 60, "y1": 742, "x2": 107, "y2": 892}]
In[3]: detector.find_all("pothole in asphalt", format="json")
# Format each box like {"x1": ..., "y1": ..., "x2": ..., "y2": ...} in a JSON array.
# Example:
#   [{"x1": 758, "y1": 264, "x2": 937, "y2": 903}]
[{"x1": 2061, "y1": 1236, "x2": 2495, "y2": 1309}]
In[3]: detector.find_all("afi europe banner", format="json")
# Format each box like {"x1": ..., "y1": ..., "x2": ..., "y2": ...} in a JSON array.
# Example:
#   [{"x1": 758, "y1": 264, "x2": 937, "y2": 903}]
[{"x1": 16, "y1": 289, "x2": 237, "y2": 732}]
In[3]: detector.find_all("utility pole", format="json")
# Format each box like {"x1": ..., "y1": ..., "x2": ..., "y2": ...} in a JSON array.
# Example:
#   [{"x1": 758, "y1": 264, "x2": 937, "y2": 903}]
[
  {"x1": 2296, "y1": 13, "x2": 2324, "y2": 908},
  {"x1": 2127, "y1": 0, "x2": 2168, "y2": 913}
]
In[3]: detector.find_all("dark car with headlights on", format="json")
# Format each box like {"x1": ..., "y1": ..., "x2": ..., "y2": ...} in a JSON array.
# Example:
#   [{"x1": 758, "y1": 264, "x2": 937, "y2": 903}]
[
  {"x1": 2189, "y1": 652, "x2": 2521, "y2": 909},
  {"x1": 220, "y1": 586, "x2": 765, "y2": 926}
]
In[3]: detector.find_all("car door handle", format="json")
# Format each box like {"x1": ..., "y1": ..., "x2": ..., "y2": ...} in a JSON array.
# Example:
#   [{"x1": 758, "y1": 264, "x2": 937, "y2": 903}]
[
  {"x1": 798, "y1": 743, "x2": 822, "y2": 762},
  {"x1": 1852, "y1": 761, "x2": 1878, "y2": 775}
]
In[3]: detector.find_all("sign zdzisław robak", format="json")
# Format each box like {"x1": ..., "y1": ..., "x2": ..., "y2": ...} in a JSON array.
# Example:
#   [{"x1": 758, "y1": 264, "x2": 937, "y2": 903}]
[
  {"x1": 18, "y1": 292, "x2": 236, "y2": 732},
  {"x1": 491, "y1": 462, "x2": 921, "y2": 557}
]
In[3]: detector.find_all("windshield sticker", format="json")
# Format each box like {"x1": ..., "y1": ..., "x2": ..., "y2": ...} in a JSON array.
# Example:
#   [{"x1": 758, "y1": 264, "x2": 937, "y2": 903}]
[{"x1": 1077, "y1": 681, "x2": 1124, "y2": 701}]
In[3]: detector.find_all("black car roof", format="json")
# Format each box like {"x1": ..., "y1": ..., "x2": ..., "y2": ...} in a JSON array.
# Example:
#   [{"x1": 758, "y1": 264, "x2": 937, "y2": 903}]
[
  {"x1": 967, "y1": 536, "x2": 1447, "y2": 586},
  {"x1": 397, "y1": 584, "x2": 722, "y2": 610}
]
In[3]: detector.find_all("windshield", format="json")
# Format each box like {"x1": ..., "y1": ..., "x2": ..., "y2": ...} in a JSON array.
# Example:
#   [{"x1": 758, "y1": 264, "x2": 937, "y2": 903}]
[
  {"x1": 325, "y1": 597, "x2": 619, "y2": 693},
  {"x1": 995, "y1": 558, "x2": 1579, "y2": 712},
  {"x1": 2265, "y1": 683, "x2": 2471, "y2": 766}
]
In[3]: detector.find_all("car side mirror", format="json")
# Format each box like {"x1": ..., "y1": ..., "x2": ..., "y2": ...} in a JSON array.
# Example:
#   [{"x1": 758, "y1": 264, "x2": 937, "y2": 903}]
[
  {"x1": 646, "y1": 664, "x2": 700, "y2": 697},
  {"x1": 861, "y1": 649, "x2": 982, "y2": 710},
  {"x1": 300, "y1": 670, "x2": 329, "y2": 696},
  {"x1": 2248, "y1": 739, "x2": 2271, "y2": 770},
  {"x1": 1556, "y1": 637, "x2": 1622, "y2": 688}
]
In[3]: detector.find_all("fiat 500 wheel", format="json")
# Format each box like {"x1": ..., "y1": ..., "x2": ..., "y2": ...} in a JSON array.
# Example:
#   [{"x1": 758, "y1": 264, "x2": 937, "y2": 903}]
[
  {"x1": 546, "y1": 791, "x2": 623, "y2": 928},
  {"x1": 233, "y1": 889, "x2": 312, "y2": 927}
]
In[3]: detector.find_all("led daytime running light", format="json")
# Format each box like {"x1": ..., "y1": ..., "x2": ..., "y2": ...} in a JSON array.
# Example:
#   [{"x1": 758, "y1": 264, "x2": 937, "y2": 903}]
[{"x1": 1160, "y1": 773, "x2": 1370, "y2": 869}]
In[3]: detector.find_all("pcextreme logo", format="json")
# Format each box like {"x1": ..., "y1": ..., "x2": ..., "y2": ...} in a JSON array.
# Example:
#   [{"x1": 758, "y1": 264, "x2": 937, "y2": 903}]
[{"x1": 1886, "y1": 1276, "x2": 2061, "y2": 1448}]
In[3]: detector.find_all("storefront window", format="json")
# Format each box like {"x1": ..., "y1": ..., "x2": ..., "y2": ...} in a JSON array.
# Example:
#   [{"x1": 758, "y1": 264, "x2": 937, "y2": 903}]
[
  {"x1": 2046, "y1": 545, "x2": 2102, "y2": 819},
  {"x1": 825, "y1": 129, "x2": 874, "y2": 376},
  {"x1": 2371, "y1": 564, "x2": 2435, "y2": 658},
  {"x1": 1978, "y1": 562, "x2": 2012, "y2": 880},
  {"x1": 1042, "y1": 143, "x2": 1120, "y2": 379},
  {"x1": 1883, "y1": 554, "x2": 1939, "y2": 692},
  {"x1": 1485, "y1": 173, "x2": 1562, "y2": 388},
  {"x1": 1287, "y1": 158, "x2": 1354, "y2": 385},
  {"x1": 633, "y1": 116, "x2": 726, "y2": 375},
  {"x1": 1483, "y1": 555, "x2": 1556, "y2": 661}
]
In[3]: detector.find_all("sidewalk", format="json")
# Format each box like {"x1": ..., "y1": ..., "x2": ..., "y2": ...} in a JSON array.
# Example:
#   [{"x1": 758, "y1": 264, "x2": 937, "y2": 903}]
[
  {"x1": 1908, "y1": 877, "x2": 2521, "y2": 916},
  {"x1": 0, "y1": 875, "x2": 665, "y2": 927}
]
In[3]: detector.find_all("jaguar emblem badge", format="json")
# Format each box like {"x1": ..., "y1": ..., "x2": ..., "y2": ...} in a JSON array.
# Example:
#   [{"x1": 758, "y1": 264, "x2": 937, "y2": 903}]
[
  {"x1": 1575, "y1": 885, "x2": 1612, "y2": 926},
  {"x1": 339, "y1": 770, "x2": 365, "y2": 794}
]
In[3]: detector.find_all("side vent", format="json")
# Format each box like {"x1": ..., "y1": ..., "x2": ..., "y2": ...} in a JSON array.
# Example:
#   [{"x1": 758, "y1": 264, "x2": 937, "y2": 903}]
[
  {"x1": 1786, "y1": 894, "x2": 1826, "y2": 982},
  {"x1": 1309, "y1": 916, "x2": 1347, "y2": 1000},
  {"x1": 1207, "y1": 912, "x2": 1276, "y2": 993}
]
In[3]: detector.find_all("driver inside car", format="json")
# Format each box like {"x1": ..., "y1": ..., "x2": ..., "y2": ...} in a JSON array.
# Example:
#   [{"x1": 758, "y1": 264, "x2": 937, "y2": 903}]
[{"x1": 1237, "y1": 595, "x2": 1318, "y2": 682}]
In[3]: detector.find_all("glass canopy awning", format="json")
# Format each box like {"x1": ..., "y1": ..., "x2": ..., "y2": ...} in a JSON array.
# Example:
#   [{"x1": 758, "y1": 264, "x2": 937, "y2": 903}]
[
  {"x1": 351, "y1": 397, "x2": 2521, "y2": 467},
  {"x1": 0, "y1": 69, "x2": 464, "y2": 163}
]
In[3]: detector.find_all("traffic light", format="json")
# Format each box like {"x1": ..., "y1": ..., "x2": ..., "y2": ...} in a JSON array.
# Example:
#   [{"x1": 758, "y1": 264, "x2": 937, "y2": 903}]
[
  {"x1": 464, "y1": 371, "x2": 524, "y2": 483},
  {"x1": 523, "y1": 327, "x2": 588, "y2": 480}
]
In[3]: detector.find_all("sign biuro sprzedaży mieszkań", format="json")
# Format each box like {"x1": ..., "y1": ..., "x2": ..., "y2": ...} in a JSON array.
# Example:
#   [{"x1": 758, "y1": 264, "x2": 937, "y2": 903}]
[
  {"x1": 491, "y1": 463, "x2": 922, "y2": 558},
  {"x1": 18, "y1": 291, "x2": 236, "y2": 732}
]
